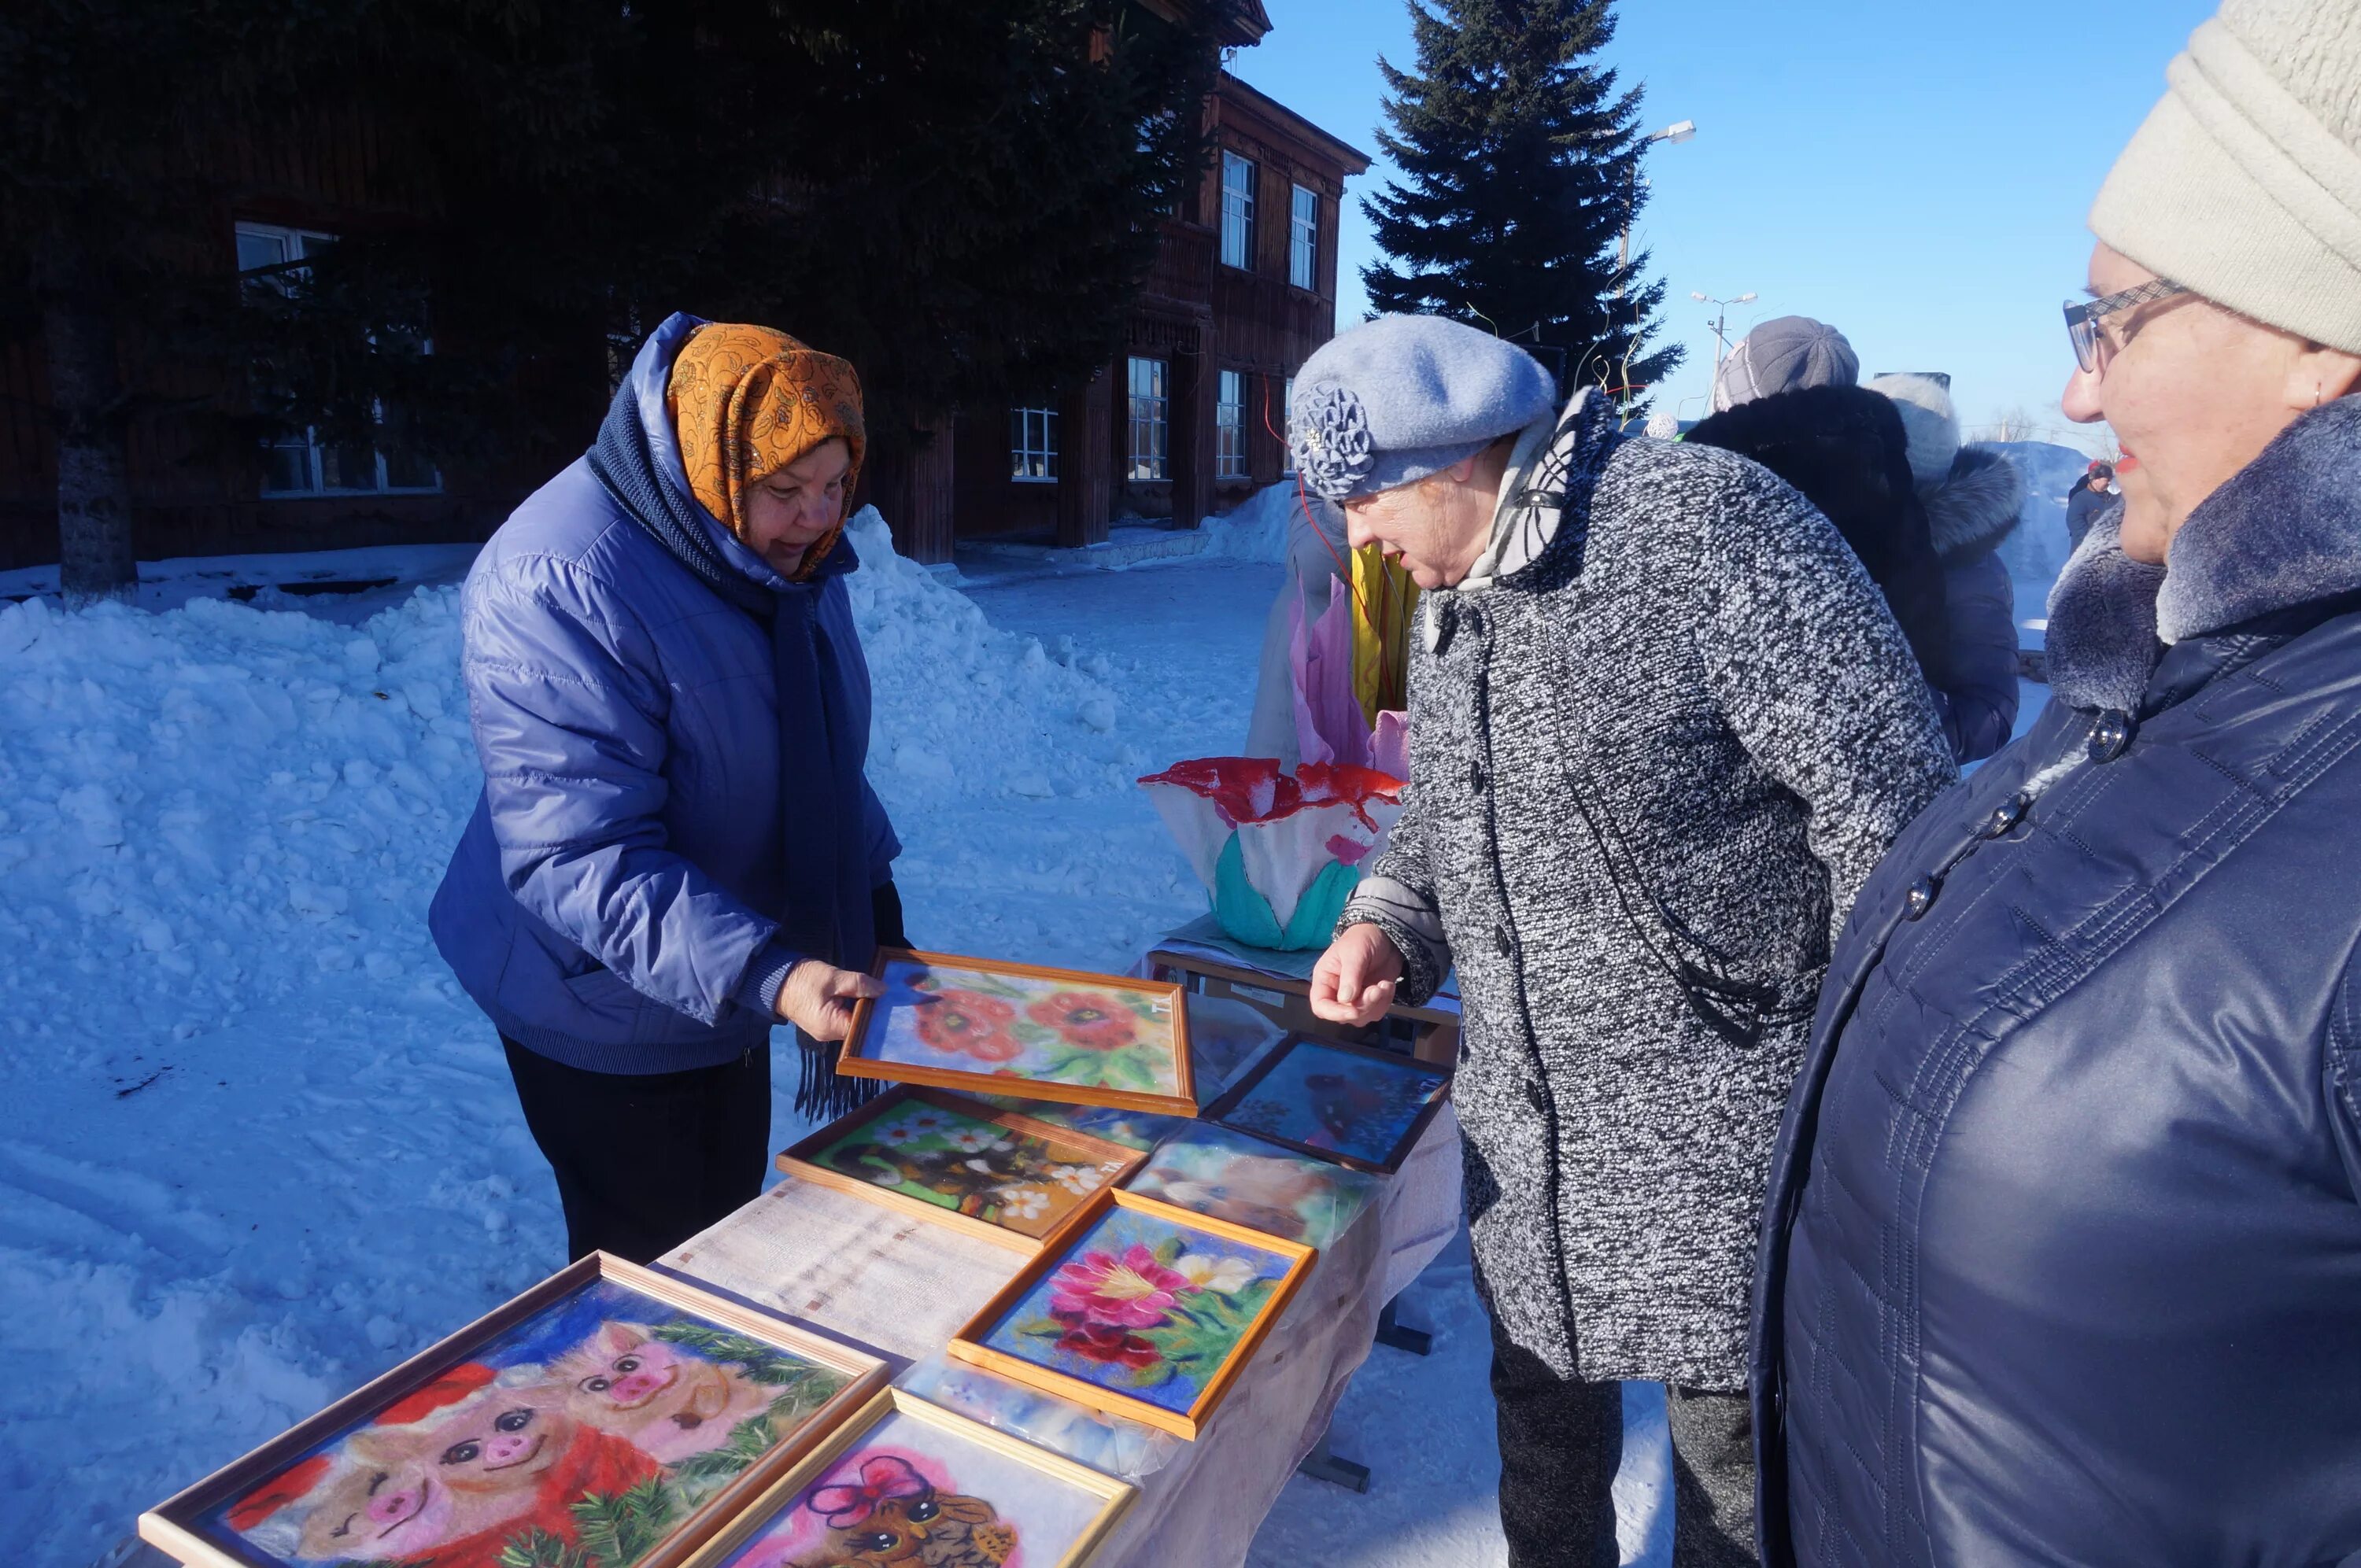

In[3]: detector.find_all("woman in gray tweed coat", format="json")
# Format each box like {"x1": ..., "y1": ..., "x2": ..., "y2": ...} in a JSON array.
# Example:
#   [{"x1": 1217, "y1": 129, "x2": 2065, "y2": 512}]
[{"x1": 1298, "y1": 315, "x2": 1954, "y2": 1567}]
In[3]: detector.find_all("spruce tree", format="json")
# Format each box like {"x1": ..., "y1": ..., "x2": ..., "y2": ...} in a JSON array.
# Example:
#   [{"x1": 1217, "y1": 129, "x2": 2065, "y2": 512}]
[{"x1": 1364, "y1": 0, "x2": 1679, "y2": 411}]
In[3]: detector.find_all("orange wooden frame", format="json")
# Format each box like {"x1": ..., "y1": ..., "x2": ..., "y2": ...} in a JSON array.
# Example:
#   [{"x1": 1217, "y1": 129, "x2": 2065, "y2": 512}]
[
  {"x1": 775, "y1": 1084, "x2": 1147, "y2": 1255},
  {"x1": 1199, "y1": 1032, "x2": 1454, "y2": 1175},
  {"x1": 138, "y1": 1254, "x2": 889, "y2": 1568},
  {"x1": 837, "y1": 947, "x2": 1198, "y2": 1116},
  {"x1": 944, "y1": 1188, "x2": 1316, "y2": 1441}
]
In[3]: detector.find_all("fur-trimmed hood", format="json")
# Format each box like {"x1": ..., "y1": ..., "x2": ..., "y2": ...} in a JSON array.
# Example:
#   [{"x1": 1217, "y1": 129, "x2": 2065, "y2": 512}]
[
  {"x1": 1923, "y1": 445, "x2": 2025, "y2": 566},
  {"x1": 2045, "y1": 395, "x2": 2361, "y2": 713}
]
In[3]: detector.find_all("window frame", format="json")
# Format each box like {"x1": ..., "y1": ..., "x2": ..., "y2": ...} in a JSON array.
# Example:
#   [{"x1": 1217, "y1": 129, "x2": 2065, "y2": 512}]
[
  {"x1": 1217, "y1": 370, "x2": 1248, "y2": 480},
  {"x1": 1009, "y1": 404, "x2": 1059, "y2": 483},
  {"x1": 235, "y1": 220, "x2": 443, "y2": 500},
  {"x1": 1127, "y1": 356, "x2": 1170, "y2": 482},
  {"x1": 1289, "y1": 184, "x2": 1319, "y2": 291},
  {"x1": 1221, "y1": 151, "x2": 1258, "y2": 272}
]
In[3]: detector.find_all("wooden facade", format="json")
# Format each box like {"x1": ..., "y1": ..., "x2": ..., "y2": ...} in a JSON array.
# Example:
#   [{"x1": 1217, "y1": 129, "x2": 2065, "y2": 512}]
[{"x1": 939, "y1": 72, "x2": 1371, "y2": 561}]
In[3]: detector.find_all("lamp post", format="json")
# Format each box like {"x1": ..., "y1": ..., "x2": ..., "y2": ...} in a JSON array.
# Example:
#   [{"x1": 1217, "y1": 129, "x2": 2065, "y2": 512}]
[
  {"x1": 1616, "y1": 120, "x2": 1695, "y2": 301},
  {"x1": 1691, "y1": 290, "x2": 1758, "y2": 367}
]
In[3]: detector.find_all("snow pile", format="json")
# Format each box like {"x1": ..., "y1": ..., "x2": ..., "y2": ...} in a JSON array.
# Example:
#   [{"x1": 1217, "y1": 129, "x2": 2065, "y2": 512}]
[
  {"x1": 0, "y1": 505, "x2": 1195, "y2": 1568},
  {"x1": 1198, "y1": 480, "x2": 1303, "y2": 565},
  {"x1": 1990, "y1": 440, "x2": 2087, "y2": 635}
]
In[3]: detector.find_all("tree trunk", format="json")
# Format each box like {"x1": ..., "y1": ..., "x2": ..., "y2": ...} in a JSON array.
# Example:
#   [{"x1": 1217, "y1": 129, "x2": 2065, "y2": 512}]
[{"x1": 39, "y1": 232, "x2": 139, "y2": 603}]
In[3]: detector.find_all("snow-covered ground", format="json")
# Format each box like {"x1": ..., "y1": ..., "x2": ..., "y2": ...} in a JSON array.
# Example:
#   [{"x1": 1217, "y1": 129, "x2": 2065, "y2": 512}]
[{"x1": 6, "y1": 452, "x2": 2077, "y2": 1568}]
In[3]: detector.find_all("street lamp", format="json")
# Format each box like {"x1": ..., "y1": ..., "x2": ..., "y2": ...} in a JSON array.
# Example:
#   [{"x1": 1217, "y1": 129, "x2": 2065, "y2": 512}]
[
  {"x1": 1616, "y1": 120, "x2": 1695, "y2": 301},
  {"x1": 1693, "y1": 290, "x2": 1758, "y2": 367}
]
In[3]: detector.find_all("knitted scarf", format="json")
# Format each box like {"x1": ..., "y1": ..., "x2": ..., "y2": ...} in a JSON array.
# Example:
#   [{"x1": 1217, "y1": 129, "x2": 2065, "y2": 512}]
[{"x1": 585, "y1": 359, "x2": 878, "y2": 1117}]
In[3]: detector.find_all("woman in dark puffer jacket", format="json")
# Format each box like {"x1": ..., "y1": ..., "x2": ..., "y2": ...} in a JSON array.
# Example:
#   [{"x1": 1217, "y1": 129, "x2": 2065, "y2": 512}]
[{"x1": 1753, "y1": 2, "x2": 2361, "y2": 1561}]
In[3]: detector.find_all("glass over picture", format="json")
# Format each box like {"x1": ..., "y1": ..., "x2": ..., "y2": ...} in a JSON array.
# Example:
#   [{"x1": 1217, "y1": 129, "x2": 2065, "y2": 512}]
[
  {"x1": 715, "y1": 1408, "x2": 1107, "y2": 1568},
  {"x1": 977, "y1": 1205, "x2": 1292, "y2": 1416},
  {"x1": 200, "y1": 1280, "x2": 853, "y2": 1568},
  {"x1": 807, "y1": 1098, "x2": 1128, "y2": 1238},
  {"x1": 1220, "y1": 1040, "x2": 1446, "y2": 1165},
  {"x1": 866, "y1": 959, "x2": 1183, "y2": 1099}
]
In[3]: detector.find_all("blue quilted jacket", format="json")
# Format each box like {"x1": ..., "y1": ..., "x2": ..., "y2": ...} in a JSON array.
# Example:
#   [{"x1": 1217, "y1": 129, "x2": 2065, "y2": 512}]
[
  {"x1": 428, "y1": 316, "x2": 897, "y2": 1073},
  {"x1": 1754, "y1": 399, "x2": 2361, "y2": 1566}
]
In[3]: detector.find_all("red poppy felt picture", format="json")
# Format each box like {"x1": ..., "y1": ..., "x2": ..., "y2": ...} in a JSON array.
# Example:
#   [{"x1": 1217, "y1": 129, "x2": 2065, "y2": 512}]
[{"x1": 838, "y1": 950, "x2": 1196, "y2": 1116}]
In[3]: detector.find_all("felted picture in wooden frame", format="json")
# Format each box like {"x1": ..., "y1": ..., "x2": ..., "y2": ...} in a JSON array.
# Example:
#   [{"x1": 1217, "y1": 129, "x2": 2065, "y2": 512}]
[
  {"x1": 945, "y1": 1188, "x2": 1315, "y2": 1441},
  {"x1": 679, "y1": 1388, "x2": 1134, "y2": 1568},
  {"x1": 837, "y1": 948, "x2": 1197, "y2": 1116},
  {"x1": 139, "y1": 1254, "x2": 888, "y2": 1568},
  {"x1": 775, "y1": 1086, "x2": 1144, "y2": 1253},
  {"x1": 1200, "y1": 1033, "x2": 1452, "y2": 1175}
]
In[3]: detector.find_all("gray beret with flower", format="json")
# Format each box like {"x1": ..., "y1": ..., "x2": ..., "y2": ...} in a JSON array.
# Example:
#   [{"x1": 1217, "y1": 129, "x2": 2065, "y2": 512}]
[{"x1": 1288, "y1": 314, "x2": 1560, "y2": 502}]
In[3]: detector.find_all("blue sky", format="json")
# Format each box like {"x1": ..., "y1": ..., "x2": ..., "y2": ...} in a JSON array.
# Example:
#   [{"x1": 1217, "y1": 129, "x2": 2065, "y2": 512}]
[{"x1": 1229, "y1": 0, "x2": 2215, "y2": 449}]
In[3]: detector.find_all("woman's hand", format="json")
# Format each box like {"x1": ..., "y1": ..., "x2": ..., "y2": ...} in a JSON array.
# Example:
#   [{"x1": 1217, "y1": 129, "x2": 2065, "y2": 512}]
[
  {"x1": 776, "y1": 960, "x2": 885, "y2": 1042},
  {"x1": 1310, "y1": 923, "x2": 1406, "y2": 1026}
]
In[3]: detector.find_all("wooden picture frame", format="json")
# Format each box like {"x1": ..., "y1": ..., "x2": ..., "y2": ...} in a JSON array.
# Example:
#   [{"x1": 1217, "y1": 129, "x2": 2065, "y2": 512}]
[
  {"x1": 676, "y1": 1389, "x2": 1135, "y2": 1568},
  {"x1": 946, "y1": 1188, "x2": 1316, "y2": 1441},
  {"x1": 139, "y1": 1254, "x2": 888, "y2": 1568},
  {"x1": 1199, "y1": 1032, "x2": 1454, "y2": 1175},
  {"x1": 775, "y1": 1085, "x2": 1147, "y2": 1254},
  {"x1": 837, "y1": 947, "x2": 1197, "y2": 1116}
]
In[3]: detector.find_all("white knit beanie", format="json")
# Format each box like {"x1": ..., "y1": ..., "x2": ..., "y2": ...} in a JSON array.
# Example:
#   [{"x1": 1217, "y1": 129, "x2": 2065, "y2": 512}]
[
  {"x1": 2090, "y1": 0, "x2": 2361, "y2": 353},
  {"x1": 1868, "y1": 373, "x2": 1960, "y2": 489}
]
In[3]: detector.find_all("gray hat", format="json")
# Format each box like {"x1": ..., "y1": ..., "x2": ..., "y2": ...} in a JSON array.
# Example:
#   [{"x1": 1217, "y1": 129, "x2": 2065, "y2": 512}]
[
  {"x1": 1868, "y1": 372, "x2": 1962, "y2": 488},
  {"x1": 1288, "y1": 315, "x2": 1558, "y2": 502},
  {"x1": 1709, "y1": 316, "x2": 1860, "y2": 412}
]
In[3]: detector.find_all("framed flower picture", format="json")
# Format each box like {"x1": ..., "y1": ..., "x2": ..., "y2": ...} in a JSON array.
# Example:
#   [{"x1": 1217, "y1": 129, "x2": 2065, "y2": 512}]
[
  {"x1": 837, "y1": 949, "x2": 1197, "y2": 1116},
  {"x1": 139, "y1": 1255, "x2": 886, "y2": 1568},
  {"x1": 1124, "y1": 1123, "x2": 1380, "y2": 1249},
  {"x1": 775, "y1": 1087, "x2": 1145, "y2": 1253},
  {"x1": 946, "y1": 1189, "x2": 1316, "y2": 1441},
  {"x1": 678, "y1": 1389, "x2": 1134, "y2": 1568},
  {"x1": 1200, "y1": 1034, "x2": 1452, "y2": 1175}
]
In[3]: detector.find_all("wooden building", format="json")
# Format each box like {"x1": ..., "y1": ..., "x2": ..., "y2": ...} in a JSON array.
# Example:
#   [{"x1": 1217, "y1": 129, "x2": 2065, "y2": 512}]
[
  {"x1": 929, "y1": 72, "x2": 1371, "y2": 562},
  {"x1": 0, "y1": 10, "x2": 1365, "y2": 575}
]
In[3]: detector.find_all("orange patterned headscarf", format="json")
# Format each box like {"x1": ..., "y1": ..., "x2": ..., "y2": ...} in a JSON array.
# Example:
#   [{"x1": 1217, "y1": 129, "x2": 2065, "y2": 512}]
[{"x1": 664, "y1": 323, "x2": 866, "y2": 579}]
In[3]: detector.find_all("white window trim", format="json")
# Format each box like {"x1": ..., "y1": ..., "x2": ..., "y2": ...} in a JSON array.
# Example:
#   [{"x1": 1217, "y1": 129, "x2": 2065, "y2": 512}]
[
  {"x1": 1128, "y1": 356, "x2": 1170, "y2": 482},
  {"x1": 1010, "y1": 405, "x2": 1059, "y2": 484},
  {"x1": 1290, "y1": 184, "x2": 1318, "y2": 291},
  {"x1": 238, "y1": 221, "x2": 443, "y2": 500},
  {"x1": 1221, "y1": 152, "x2": 1258, "y2": 272},
  {"x1": 1217, "y1": 370, "x2": 1248, "y2": 479}
]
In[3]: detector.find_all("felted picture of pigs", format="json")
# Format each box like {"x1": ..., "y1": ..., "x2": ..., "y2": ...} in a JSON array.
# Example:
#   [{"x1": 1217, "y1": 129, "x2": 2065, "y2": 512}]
[
  {"x1": 775, "y1": 1087, "x2": 1144, "y2": 1253},
  {"x1": 1123, "y1": 1123, "x2": 1380, "y2": 1249},
  {"x1": 682, "y1": 1389, "x2": 1132, "y2": 1568},
  {"x1": 947, "y1": 1190, "x2": 1314, "y2": 1441},
  {"x1": 140, "y1": 1255, "x2": 885, "y2": 1568},
  {"x1": 1201, "y1": 1034, "x2": 1451, "y2": 1175},
  {"x1": 837, "y1": 950, "x2": 1196, "y2": 1116}
]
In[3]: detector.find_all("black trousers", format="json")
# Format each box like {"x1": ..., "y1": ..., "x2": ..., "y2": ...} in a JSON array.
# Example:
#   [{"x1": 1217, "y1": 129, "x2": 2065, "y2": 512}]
[
  {"x1": 501, "y1": 1036, "x2": 770, "y2": 1265},
  {"x1": 1489, "y1": 1317, "x2": 1758, "y2": 1567}
]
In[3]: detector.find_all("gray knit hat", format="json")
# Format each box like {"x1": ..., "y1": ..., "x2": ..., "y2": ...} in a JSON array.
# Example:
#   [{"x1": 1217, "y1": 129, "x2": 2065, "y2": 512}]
[
  {"x1": 1868, "y1": 372, "x2": 1961, "y2": 488},
  {"x1": 1288, "y1": 315, "x2": 1558, "y2": 501},
  {"x1": 1709, "y1": 316, "x2": 1860, "y2": 412},
  {"x1": 2091, "y1": 0, "x2": 2361, "y2": 353}
]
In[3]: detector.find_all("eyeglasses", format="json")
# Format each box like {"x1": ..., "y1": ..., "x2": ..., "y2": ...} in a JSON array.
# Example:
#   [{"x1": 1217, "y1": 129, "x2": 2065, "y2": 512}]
[{"x1": 2064, "y1": 279, "x2": 2189, "y2": 374}]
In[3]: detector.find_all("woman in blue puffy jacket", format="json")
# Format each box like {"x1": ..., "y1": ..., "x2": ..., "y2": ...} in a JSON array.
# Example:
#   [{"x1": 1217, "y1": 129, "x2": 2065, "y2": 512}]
[
  {"x1": 1754, "y1": 3, "x2": 2361, "y2": 1562},
  {"x1": 429, "y1": 316, "x2": 903, "y2": 1264}
]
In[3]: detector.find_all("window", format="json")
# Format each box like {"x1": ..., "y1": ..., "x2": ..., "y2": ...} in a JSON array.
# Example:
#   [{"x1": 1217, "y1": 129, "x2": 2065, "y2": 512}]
[
  {"x1": 1290, "y1": 184, "x2": 1319, "y2": 290},
  {"x1": 1283, "y1": 375, "x2": 1297, "y2": 474},
  {"x1": 1010, "y1": 406, "x2": 1059, "y2": 482},
  {"x1": 1217, "y1": 371, "x2": 1247, "y2": 478},
  {"x1": 236, "y1": 222, "x2": 441, "y2": 498},
  {"x1": 1221, "y1": 151, "x2": 1257, "y2": 271},
  {"x1": 1127, "y1": 356, "x2": 1169, "y2": 481}
]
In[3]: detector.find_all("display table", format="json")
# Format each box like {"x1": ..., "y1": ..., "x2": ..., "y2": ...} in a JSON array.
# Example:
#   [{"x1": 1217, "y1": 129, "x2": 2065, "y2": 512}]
[{"x1": 661, "y1": 1102, "x2": 1461, "y2": 1567}]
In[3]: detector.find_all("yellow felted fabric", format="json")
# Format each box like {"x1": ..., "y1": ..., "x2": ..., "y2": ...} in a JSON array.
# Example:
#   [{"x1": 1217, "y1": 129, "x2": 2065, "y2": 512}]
[
  {"x1": 665, "y1": 323, "x2": 867, "y2": 578},
  {"x1": 1349, "y1": 543, "x2": 1419, "y2": 723}
]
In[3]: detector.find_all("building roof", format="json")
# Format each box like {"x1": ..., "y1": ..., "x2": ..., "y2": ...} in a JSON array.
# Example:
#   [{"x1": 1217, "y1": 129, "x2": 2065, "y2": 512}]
[
  {"x1": 1136, "y1": 0, "x2": 1274, "y2": 49},
  {"x1": 1214, "y1": 72, "x2": 1373, "y2": 176}
]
